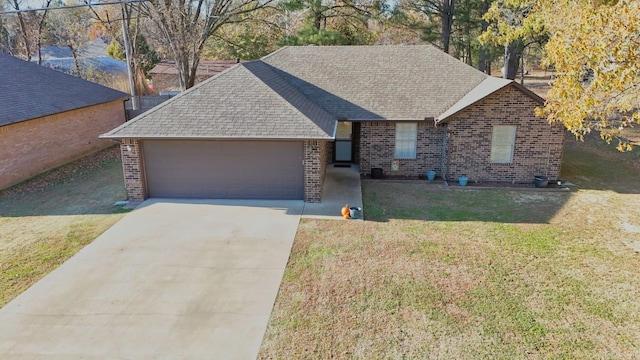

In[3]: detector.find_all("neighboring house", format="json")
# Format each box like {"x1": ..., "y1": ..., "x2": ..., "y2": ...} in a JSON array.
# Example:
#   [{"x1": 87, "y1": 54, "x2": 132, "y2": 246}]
[
  {"x1": 148, "y1": 60, "x2": 239, "y2": 93},
  {"x1": 36, "y1": 38, "x2": 130, "y2": 92},
  {"x1": 0, "y1": 54, "x2": 129, "y2": 190},
  {"x1": 101, "y1": 45, "x2": 564, "y2": 203}
]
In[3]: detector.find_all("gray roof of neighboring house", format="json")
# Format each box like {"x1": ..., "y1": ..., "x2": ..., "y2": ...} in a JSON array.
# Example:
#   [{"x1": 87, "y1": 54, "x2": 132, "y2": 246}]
[
  {"x1": 102, "y1": 45, "x2": 540, "y2": 140},
  {"x1": 0, "y1": 54, "x2": 129, "y2": 127}
]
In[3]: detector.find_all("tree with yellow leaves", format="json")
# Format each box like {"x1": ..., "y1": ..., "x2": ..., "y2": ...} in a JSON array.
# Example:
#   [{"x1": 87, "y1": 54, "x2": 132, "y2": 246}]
[
  {"x1": 480, "y1": 0, "x2": 547, "y2": 80},
  {"x1": 538, "y1": 0, "x2": 640, "y2": 150}
]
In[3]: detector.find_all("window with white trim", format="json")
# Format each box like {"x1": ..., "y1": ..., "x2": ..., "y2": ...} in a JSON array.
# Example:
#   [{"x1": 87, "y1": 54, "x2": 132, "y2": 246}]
[
  {"x1": 395, "y1": 123, "x2": 418, "y2": 159},
  {"x1": 490, "y1": 125, "x2": 517, "y2": 163}
]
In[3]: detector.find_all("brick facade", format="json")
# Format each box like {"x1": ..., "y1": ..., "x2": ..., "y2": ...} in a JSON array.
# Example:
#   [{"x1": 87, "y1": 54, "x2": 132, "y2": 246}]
[
  {"x1": 116, "y1": 87, "x2": 562, "y2": 202},
  {"x1": 358, "y1": 121, "x2": 446, "y2": 178},
  {"x1": 326, "y1": 140, "x2": 334, "y2": 164},
  {"x1": 445, "y1": 86, "x2": 564, "y2": 182},
  {"x1": 0, "y1": 100, "x2": 126, "y2": 190},
  {"x1": 303, "y1": 140, "x2": 327, "y2": 202},
  {"x1": 120, "y1": 139, "x2": 146, "y2": 201}
]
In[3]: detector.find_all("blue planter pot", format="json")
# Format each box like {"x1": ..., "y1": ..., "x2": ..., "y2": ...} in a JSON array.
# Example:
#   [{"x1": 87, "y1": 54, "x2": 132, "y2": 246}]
[
  {"x1": 426, "y1": 170, "x2": 436, "y2": 181},
  {"x1": 458, "y1": 176, "x2": 468, "y2": 186}
]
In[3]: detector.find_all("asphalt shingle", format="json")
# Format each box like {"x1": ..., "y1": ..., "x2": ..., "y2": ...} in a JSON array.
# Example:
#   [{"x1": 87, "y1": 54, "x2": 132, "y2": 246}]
[
  {"x1": 103, "y1": 61, "x2": 336, "y2": 139},
  {"x1": 103, "y1": 45, "x2": 528, "y2": 140},
  {"x1": 0, "y1": 54, "x2": 129, "y2": 126},
  {"x1": 262, "y1": 45, "x2": 488, "y2": 120}
]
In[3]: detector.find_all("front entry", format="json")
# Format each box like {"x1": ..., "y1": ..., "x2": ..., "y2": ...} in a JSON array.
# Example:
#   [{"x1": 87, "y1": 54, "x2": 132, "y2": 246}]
[{"x1": 334, "y1": 121, "x2": 352, "y2": 162}]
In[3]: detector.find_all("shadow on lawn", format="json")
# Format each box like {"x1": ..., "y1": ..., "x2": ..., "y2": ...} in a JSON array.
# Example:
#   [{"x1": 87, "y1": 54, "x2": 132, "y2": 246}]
[
  {"x1": 0, "y1": 148, "x2": 128, "y2": 217},
  {"x1": 561, "y1": 134, "x2": 640, "y2": 194},
  {"x1": 362, "y1": 182, "x2": 572, "y2": 223},
  {"x1": 363, "y1": 133, "x2": 640, "y2": 223}
]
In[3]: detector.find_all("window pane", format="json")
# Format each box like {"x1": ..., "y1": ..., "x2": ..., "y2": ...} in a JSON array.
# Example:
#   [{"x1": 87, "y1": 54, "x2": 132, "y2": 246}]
[
  {"x1": 395, "y1": 123, "x2": 417, "y2": 159},
  {"x1": 491, "y1": 126, "x2": 516, "y2": 163}
]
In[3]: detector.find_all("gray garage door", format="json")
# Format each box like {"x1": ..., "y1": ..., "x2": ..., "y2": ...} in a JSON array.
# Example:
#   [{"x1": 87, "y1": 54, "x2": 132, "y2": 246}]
[{"x1": 142, "y1": 140, "x2": 304, "y2": 199}]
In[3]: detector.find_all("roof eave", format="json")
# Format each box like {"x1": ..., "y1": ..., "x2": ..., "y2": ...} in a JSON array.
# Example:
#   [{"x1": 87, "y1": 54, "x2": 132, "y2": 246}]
[
  {"x1": 346, "y1": 117, "x2": 433, "y2": 122},
  {"x1": 435, "y1": 80, "x2": 543, "y2": 124},
  {"x1": 98, "y1": 134, "x2": 335, "y2": 141}
]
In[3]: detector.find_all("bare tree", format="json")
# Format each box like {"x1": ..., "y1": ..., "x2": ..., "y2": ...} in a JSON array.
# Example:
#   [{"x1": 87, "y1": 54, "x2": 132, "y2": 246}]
[
  {"x1": 6, "y1": 0, "x2": 32, "y2": 59},
  {"x1": 42, "y1": 4, "x2": 92, "y2": 77},
  {"x1": 35, "y1": 0, "x2": 52, "y2": 64},
  {"x1": 140, "y1": 0, "x2": 275, "y2": 90},
  {"x1": 3, "y1": 0, "x2": 53, "y2": 61}
]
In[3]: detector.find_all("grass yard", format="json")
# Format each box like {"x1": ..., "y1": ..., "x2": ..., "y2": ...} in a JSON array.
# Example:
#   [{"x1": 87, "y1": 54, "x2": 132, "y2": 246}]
[
  {"x1": 0, "y1": 147, "x2": 129, "y2": 307},
  {"x1": 259, "y1": 135, "x2": 640, "y2": 359}
]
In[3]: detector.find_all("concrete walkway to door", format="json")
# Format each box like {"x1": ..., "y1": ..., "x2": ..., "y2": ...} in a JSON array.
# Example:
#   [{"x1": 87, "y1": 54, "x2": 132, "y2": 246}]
[
  {"x1": 302, "y1": 164, "x2": 364, "y2": 220},
  {"x1": 0, "y1": 199, "x2": 303, "y2": 359}
]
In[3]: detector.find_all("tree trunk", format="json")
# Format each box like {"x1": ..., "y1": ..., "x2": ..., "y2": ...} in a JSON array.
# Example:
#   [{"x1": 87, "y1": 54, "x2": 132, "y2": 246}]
[
  {"x1": 68, "y1": 44, "x2": 82, "y2": 77},
  {"x1": 503, "y1": 41, "x2": 523, "y2": 80},
  {"x1": 36, "y1": 1, "x2": 52, "y2": 65},
  {"x1": 12, "y1": 0, "x2": 31, "y2": 61},
  {"x1": 478, "y1": 0, "x2": 489, "y2": 73},
  {"x1": 520, "y1": 51, "x2": 525, "y2": 84},
  {"x1": 187, "y1": 54, "x2": 200, "y2": 89},
  {"x1": 177, "y1": 55, "x2": 189, "y2": 91},
  {"x1": 441, "y1": 0, "x2": 454, "y2": 54}
]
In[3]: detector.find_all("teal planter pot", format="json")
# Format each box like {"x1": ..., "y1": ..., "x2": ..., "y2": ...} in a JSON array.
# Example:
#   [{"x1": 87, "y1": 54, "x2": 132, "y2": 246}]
[
  {"x1": 458, "y1": 176, "x2": 468, "y2": 186},
  {"x1": 426, "y1": 170, "x2": 436, "y2": 181}
]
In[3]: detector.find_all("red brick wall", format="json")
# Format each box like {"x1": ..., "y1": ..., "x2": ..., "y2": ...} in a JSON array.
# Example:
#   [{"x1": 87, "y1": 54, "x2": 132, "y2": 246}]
[
  {"x1": 304, "y1": 140, "x2": 327, "y2": 202},
  {"x1": 359, "y1": 121, "x2": 446, "y2": 178},
  {"x1": 151, "y1": 74, "x2": 211, "y2": 93},
  {"x1": 0, "y1": 100, "x2": 126, "y2": 190},
  {"x1": 445, "y1": 86, "x2": 565, "y2": 182},
  {"x1": 120, "y1": 139, "x2": 146, "y2": 201}
]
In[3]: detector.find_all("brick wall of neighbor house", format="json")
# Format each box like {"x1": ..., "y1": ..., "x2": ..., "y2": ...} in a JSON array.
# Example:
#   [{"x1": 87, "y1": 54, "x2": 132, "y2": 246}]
[
  {"x1": 446, "y1": 86, "x2": 565, "y2": 183},
  {"x1": 120, "y1": 139, "x2": 146, "y2": 201},
  {"x1": 0, "y1": 100, "x2": 125, "y2": 190},
  {"x1": 304, "y1": 140, "x2": 327, "y2": 202},
  {"x1": 359, "y1": 121, "x2": 446, "y2": 178},
  {"x1": 151, "y1": 74, "x2": 211, "y2": 94}
]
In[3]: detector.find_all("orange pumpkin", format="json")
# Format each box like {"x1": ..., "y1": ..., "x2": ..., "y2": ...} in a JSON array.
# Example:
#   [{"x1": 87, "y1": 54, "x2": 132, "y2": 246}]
[
  {"x1": 341, "y1": 204, "x2": 350, "y2": 218},
  {"x1": 343, "y1": 213, "x2": 351, "y2": 219}
]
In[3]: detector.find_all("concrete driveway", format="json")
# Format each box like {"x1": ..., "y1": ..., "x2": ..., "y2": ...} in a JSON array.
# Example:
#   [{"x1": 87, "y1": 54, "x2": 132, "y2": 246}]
[{"x1": 0, "y1": 199, "x2": 303, "y2": 359}]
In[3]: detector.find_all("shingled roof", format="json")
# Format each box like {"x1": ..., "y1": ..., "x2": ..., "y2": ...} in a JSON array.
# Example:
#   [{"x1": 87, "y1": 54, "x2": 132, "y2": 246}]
[
  {"x1": 103, "y1": 61, "x2": 336, "y2": 140},
  {"x1": 0, "y1": 54, "x2": 129, "y2": 127},
  {"x1": 261, "y1": 45, "x2": 488, "y2": 120},
  {"x1": 102, "y1": 45, "x2": 538, "y2": 140}
]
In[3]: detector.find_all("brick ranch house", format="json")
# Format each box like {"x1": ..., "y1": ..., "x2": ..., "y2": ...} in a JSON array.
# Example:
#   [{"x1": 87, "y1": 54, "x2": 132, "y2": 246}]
[
  {"x1": 101, "y1": 45, "x2": 564, "y2": 203},
  {"x1": 0, "y1": 54, "x2": 129, "y2": 190}
]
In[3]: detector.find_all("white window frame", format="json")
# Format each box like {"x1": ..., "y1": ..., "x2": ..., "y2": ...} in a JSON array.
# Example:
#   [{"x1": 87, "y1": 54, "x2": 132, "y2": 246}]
[
  {"x1": 395, "y1": 123, "x2": 418, "y2": 159},
  {"x1": 490, "y1": 125, "x2": 517, "y2": 164}
]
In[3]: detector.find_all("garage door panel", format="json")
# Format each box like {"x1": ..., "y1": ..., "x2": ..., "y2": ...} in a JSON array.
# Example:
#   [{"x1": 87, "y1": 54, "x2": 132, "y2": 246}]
[{"x1": 143, "y1": 140, "x2": 304, "y2": 199}]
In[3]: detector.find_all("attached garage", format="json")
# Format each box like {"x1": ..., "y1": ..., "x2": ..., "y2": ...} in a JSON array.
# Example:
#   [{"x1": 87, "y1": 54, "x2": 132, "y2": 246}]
[
  {"x1": 142, "y1": 140, "x2": 304, "y2": 199},
  {"x1": 101, "y1": 58, "x2": 337, "y2": 203}
]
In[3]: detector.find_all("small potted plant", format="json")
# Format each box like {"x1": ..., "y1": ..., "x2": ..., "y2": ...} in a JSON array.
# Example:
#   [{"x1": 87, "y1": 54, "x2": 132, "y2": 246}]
[{"x1": 458, "y1": 175, "x2": 468, "y2": 186}]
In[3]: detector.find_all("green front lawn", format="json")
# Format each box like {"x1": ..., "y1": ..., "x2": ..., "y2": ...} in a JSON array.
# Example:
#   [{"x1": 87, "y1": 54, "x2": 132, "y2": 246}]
[{"x1": 259, "y1": 136, "x2": 640, "y2": 359}]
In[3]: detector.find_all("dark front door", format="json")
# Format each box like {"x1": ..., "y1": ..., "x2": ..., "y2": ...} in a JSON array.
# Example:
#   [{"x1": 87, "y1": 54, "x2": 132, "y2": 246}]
[{"x1": 335, "y1": 121, "x2": 352, "y2": 162}]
